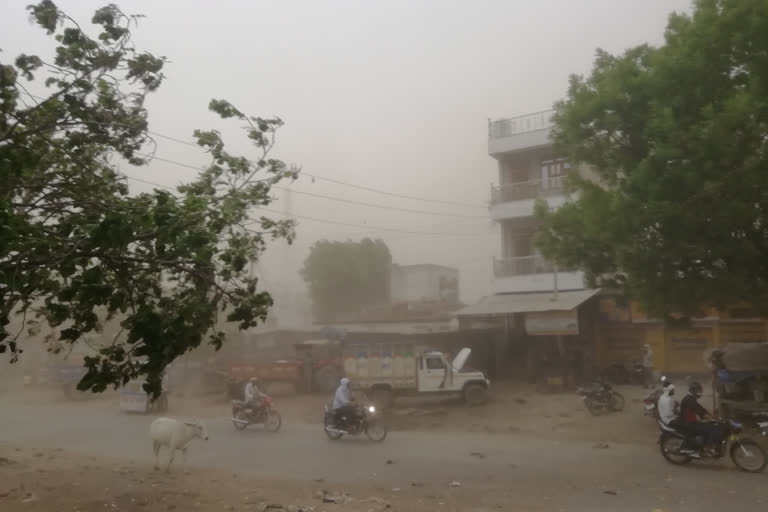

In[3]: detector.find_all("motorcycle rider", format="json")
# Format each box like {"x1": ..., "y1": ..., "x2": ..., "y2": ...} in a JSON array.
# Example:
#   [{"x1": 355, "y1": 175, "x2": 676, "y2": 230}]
[
  {"x1": 657, "y1": 380, "x2": 679, "y2": 427},
  {"x1": 332, "y1": 377, "x2": 357, "y2": 428},
  {"x1": 244, "y1": 377, "x2": 266, "y2": 410},
  {"x1": 679, "y1": 381, "x2": 720, "y2": 454}
]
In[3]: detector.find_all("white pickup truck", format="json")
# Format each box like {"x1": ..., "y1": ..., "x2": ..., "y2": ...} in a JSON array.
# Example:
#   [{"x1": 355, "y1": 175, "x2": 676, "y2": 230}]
[{"x1": 342, "y1": 343, "x2": 490, "y2": 409}]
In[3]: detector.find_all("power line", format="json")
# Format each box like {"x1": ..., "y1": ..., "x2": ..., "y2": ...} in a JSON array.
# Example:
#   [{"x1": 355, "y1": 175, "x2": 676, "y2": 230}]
[
  {"x1": 17, "y1": 89, "x2": 488, "y2": 208},
  {"x1": 121, "y1": 174, "x2": 490, "y2": 237},
  {"x1": 134, "y1": 152, "x2": 489, "y2": 219}
]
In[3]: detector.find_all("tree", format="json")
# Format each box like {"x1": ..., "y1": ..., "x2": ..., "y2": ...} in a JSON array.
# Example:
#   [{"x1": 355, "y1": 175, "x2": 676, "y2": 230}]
[
  {"x1": 535, "y1": 0, "x2": 768, "y2": 319},
  {"x1": 1, "y1": 1, "x2": 296, "y2": 396},
  {"x1": 301, "y1": 238, "x2": 392, "y2": 322}
]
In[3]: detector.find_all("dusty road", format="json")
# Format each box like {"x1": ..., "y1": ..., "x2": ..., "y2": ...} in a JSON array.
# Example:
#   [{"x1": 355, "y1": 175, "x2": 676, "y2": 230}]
[{"x1": 1, "y1": 394, "x2": 767, "y2": 512}]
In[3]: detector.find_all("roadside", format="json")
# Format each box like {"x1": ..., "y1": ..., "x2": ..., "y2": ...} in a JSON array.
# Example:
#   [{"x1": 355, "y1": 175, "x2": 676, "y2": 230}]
[{"x1": 0, "y1": 447, "x2": 523, "y2": 512}]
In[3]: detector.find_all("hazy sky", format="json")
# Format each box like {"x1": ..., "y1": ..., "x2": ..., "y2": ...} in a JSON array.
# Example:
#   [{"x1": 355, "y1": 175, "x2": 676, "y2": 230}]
[{"x1": 1, "y1": 0, "x2": 692, "y2": 324}]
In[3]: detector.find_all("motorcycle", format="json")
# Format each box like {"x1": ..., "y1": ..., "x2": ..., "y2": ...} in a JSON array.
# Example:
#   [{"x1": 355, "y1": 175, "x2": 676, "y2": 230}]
[
  {"x1": 577, "y1": 379, "x2": 625, "y2": 415},
  {"x1": 643, "y1": 388, "x2": 664, "y2": 420},
  {"x1": 231, "y1": 395, "x2": 282, "y2": 432},
  {"x1": 658, "y1": 418, "x2": 768, "y2": 472},
  {"x1": 323, "y1": 403, "x2": 387, "y2": 442}
]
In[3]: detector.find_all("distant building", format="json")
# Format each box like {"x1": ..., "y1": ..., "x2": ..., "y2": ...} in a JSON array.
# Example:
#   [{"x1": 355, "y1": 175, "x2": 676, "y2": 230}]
[{"x1": 390, "y1": 264, "x2": 459, "y2": 305}]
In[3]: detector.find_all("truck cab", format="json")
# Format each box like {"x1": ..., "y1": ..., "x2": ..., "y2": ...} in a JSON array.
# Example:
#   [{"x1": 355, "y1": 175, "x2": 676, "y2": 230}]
[{"x1": 417, "y1": 348, "x2": 490, "y2": 404}]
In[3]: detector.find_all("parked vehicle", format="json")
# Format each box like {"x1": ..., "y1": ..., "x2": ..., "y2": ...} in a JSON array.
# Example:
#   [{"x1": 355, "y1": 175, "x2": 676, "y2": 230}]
[
  {"x1": 231, "y1": 395, "x2": 282, "y2": 432},
  {"x1": 577, "y1": 379, "x2": 625, "y2": 415},
  {"x1": 342, "y1": 344, "x2": 490, "y2": 409},
  {"x1": 323, "y1": 403, "x2": 387, "y2": 442},
  {"x1": 601, "y1": 361, "x2": 644, "y2": 386},
  {"x1": 658, "y1": 418, "x2": 768, "y2": 472}
]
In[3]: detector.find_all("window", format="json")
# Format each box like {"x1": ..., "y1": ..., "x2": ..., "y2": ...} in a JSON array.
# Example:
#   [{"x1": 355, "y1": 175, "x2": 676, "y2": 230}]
[{"x1": 424, "y1": 357, "x2": 445, "y2": 370}]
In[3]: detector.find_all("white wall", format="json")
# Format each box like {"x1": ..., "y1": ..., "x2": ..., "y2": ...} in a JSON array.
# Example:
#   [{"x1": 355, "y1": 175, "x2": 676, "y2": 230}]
[
  {"x1": 391, "y1": 265, "x2": 460, "y2": 303},
  {"x1": 492, "y1": 271, "x2": 586, "y2": 294}
]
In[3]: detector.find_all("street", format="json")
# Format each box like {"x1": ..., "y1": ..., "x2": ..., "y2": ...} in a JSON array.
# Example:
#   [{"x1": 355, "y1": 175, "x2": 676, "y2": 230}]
[{"x1": 1, "y1": 394, "x2": 766, "y2": 511}]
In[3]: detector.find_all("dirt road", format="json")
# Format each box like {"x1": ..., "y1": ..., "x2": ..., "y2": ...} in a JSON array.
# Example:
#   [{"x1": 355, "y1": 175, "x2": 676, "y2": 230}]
[{"x1": 1, "y1": 393, "x2": 767, "y2": 512}]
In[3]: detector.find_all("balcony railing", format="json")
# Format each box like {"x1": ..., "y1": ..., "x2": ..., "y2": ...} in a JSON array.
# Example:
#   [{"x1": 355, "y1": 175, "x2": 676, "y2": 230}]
[
  {"x1": 490, "y1": 176, "x2": 565, "y2": 203},
  {"x1": 493, "y1": 256, "x2": 576, "y2": 277},
  {"x1": 493, "y1": 255, "x2": 558, "y2": 277},
  {"x1": 489, "y1": 110, "x2": 554, "y2": 139}
]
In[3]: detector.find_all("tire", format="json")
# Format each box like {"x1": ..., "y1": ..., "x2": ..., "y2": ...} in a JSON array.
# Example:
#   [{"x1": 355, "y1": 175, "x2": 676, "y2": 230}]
[
  {"x1": 233, "y1": 411, "x2": 249, "y2": 431},
  {"x1": 609, "y1": 391, "x2": 625, "y2": 412},
  {"x1": 584, "y1": 396, "x2": 603, "y2": 416},
  {"x1": 370, "y1": 387, "x2": 394, "y2": 410},
  {"x1": 264, "y1": 410, "x2": 282, "y2": 433},
  {"x1": 365, "y1": 420, "x2": 388, "y2": 442},
  {"x1": 659, "y1": 433, "x2": 692, "y2": 465},
  {"x1": 464, "y1": 383, "x2": 488, "y2": 406},
  {"x1": 730, "y1": 439, "x2": 767, "y2": 473}
]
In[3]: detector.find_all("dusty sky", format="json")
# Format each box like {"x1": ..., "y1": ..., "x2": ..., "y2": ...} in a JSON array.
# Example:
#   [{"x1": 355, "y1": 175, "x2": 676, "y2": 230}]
[{"x1": 1, "y1": 0, "x2": 692, "y2": 325}]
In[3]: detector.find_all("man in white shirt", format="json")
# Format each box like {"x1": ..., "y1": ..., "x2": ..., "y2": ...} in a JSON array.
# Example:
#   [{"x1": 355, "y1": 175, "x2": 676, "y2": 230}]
[
  {"x1": 244, "y1": 377, "x2": 265, "y2": 409},
  {"x1": 658, "y1": 381, "x2": 679, "y2": 427}
]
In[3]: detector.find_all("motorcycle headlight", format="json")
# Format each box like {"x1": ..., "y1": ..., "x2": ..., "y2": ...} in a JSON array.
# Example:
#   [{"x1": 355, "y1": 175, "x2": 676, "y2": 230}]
[{"x1": 368, "y1": 405, "x2": 376, "y2": 413}]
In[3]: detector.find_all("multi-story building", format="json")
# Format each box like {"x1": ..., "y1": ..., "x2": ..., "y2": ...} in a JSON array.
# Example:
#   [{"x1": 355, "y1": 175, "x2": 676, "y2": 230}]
[{"x1": 488, "y1": 110, "x2": 586, "y2": 295}]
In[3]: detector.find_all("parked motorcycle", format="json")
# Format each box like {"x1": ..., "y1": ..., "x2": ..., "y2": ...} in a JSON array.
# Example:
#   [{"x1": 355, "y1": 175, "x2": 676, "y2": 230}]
[
  {"x1": 231, "y1": 395, "x2": 282, "y2": 432},
  {"x1": 323, "y1": 403, "x2": 387, "y2": 442},
  {"x1": 658, "y1": 418, "x2": 768, "y2": 472},
  {"x1": 577, "y1": 379, "x2": 625, "y2": 415}
]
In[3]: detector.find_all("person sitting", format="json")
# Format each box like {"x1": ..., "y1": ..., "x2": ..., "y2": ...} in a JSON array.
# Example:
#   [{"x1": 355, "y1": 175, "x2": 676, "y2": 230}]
[
  {"x1": 332, "y1": 378, "x2": 357, "y2": 428},
  {"x1": 244, "y1": 377, "x2": 266, "y2": 410},
  {"x1": 679, "y1": 381, "x2": 722, "y2": 454},
  {"x1": 657, "y1": 380, "x2": 680, "y2": 428}
]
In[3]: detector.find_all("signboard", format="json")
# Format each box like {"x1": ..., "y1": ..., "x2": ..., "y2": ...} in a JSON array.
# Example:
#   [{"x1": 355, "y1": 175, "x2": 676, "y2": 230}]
[{"x1": 525, "y1": 310, "x2": 578, "y2": 336}]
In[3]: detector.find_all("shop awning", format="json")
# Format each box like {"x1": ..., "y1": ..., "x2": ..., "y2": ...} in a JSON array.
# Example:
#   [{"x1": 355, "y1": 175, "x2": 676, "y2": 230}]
[{"x1": 454, "y1": 289, "x2": 600, "y2": 317}]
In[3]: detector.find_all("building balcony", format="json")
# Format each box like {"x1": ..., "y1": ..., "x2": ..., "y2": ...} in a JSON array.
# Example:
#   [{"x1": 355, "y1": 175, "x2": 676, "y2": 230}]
[
  {"x1": 489, "y1": 178, "x2": 569, "y2": 220},
  {"x1": 488, "y1": 110, "x2": 554, "y2": 156},
  {"x1": 491, "y1": 177, "x2": 565, "y2": 203},
  {"x1": 494, "y1": 255, "x2": 556, "y2": 277},
  {"x1": 492, "y1": 256, "x2": 585, "y2": 294}
]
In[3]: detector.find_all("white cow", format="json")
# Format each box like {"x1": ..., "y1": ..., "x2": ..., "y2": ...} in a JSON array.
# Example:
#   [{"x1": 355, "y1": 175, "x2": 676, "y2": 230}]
[{"x1": 149, "y1": 417, "x2": 208, "y2": 472}]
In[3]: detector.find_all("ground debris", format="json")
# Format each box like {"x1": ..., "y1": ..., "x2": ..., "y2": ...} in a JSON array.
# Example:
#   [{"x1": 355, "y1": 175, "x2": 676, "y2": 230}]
[
  {"x1": 449, "y1": 481, "x2": 462, "y2": 488},
  {"x1": 593, "y1": 443, "x2": 610, "y2": 449},
  {"x1": 469, "y1": 452, "x2": 486, "y2": 459}
]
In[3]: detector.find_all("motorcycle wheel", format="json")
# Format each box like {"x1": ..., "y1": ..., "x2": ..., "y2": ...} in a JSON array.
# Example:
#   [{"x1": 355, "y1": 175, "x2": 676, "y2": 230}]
[
  {"x1": 232, "y1": 411, "x2": 249, "y2": 431},
  {"x1": 730, "y1": 439, "x2": 767, "y2": 473},
  {"x1": 609, "y1": 391, "x2": 625, "y2": 412},
  {"x1": 659, "y1": 433, "x2": 692, "y2": 465},
  {"x1": 365, "y1": 420, "x2": 388, "y2": 442},
  {"x1": 584, "y1": 396, "x2": 603, "y2": 416},
  {"x1": 265, "y1": 410, "x2": 282, "y2": 433}
]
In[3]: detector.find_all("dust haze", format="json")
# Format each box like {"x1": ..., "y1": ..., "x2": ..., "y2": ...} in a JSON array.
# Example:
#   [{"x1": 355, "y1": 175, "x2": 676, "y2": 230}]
[
  {"x1": 2, "y1": 0, "x2": 688, "y2": 322},
  {"x1": 7, "y1": 2, "x2": 768, "y2": 512}
]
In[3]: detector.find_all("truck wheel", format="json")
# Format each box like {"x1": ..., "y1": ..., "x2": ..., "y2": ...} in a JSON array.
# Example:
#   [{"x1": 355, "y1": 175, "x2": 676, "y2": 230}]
[
  {"x1": 463, "y1": 384, "x2": 488, "y2": 406},
  {"x1": 370, "y1": 387, "x2": 394, "y2": 410}
]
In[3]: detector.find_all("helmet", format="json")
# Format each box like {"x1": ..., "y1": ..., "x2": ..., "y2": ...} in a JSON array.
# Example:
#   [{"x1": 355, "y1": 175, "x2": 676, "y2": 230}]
[
  {"x1": 688, "y1": 381, "x2": 703, "y2": 397},
  {"x1": 249, "y1": 377, "x2": 259, "y2": 384}
]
